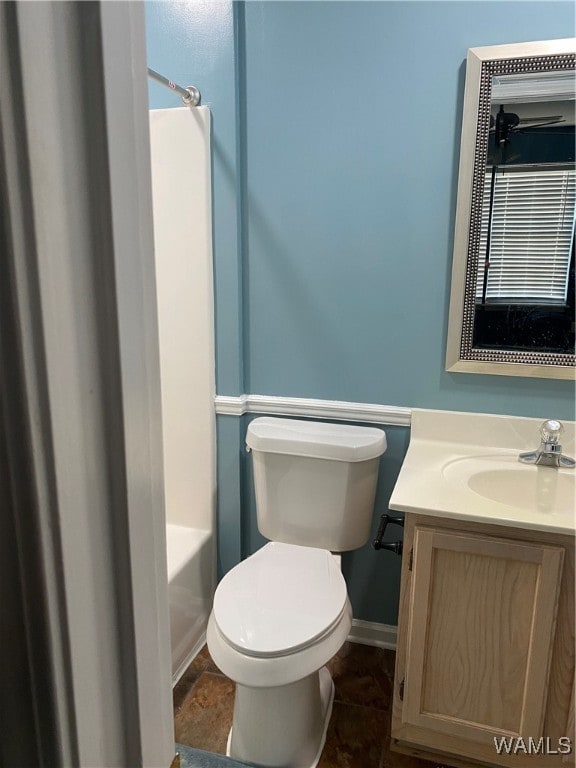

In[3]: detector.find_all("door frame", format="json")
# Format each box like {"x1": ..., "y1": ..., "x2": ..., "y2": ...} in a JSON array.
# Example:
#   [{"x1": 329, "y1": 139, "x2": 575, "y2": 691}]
[{"x1": 0, "y1": 2, "x2": 174, "y2": 765}]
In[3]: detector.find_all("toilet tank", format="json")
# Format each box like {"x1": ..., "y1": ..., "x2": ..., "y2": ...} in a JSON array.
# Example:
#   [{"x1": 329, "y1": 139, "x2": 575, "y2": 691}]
[{"x1": 246, "y1": 418, "x2": 387, "y2": 551}]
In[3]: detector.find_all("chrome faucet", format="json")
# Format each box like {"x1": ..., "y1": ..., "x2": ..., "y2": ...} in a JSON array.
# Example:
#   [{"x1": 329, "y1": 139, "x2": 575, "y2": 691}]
[{"x1": 519, "y1": 420, "x2": 575, "y2": 469}]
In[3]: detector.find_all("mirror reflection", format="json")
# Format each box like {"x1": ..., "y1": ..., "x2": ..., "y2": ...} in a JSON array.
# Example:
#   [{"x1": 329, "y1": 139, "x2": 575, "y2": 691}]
[{"x1": 474, "y1": 70, "x2": 575, "y2": 355}]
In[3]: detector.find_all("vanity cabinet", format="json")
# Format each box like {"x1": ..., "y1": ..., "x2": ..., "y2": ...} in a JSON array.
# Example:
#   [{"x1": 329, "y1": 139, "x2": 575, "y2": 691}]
[{"x1": 392, "y1": 513, "x2": 575, "y2": 768}]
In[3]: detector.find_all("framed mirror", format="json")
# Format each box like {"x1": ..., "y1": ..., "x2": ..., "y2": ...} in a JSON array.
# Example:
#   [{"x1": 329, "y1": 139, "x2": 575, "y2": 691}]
[{"x1": 446, "y1": 39, "x2": 575, "y2": 379}]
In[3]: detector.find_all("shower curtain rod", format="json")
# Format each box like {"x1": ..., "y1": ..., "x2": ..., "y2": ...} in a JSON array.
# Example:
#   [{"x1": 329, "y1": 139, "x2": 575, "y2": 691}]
[{"x1": 147, "y1": 67, "x2": 200, "y2": 107}]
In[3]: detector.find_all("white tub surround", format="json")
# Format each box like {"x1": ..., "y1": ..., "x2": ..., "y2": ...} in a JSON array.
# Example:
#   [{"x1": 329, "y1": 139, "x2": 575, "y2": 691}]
[
  {"x1": 149, "y1": 107, "x2": 216, "y2": 679},
  {"x1": 390, "y1": 409, "x2": 576, "y2": 534},
  {"x1": 150, "y1": 107, "x2": 215, "y2": 533}
]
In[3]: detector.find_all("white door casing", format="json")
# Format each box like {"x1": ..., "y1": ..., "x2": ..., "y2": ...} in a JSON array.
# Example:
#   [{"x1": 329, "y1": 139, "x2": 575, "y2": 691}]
[{"x1": 0, "y1": 3, "x2": 174, "y2": 766}]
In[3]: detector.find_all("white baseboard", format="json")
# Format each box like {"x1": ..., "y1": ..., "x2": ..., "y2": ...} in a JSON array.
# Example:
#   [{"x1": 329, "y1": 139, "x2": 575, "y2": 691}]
[
  {"x1": 348, "y1": 619, "x2": 397, "y2": 650},
  {"x1": 214, "y1": 393, "x2": 411, "y2": 427}
]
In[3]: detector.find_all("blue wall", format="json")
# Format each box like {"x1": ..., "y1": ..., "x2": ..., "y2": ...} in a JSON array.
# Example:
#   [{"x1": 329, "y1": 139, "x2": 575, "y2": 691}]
[{"x1": 146, "y1": 1, "x2": 575, "y2": 624}]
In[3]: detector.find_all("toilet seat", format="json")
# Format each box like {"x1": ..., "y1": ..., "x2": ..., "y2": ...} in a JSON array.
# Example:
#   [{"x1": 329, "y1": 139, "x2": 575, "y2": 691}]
[{"x1": 213, "y1": 542, "x2": 347, "y2": 658}]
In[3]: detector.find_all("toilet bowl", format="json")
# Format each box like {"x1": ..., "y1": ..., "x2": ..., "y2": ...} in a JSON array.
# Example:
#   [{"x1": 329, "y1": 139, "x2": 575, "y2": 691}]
[
  {"x1": 207, "y1": 418, "x2": 387, "y2": 768},
  {"x1": 207, "y1": 542, "x2": 352, "y2": 768}
]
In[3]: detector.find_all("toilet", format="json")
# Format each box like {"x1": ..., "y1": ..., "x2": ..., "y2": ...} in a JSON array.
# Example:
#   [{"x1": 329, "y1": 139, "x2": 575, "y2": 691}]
[{"x1": 207, "y1": 417, "x2": 387, "y2": 768}]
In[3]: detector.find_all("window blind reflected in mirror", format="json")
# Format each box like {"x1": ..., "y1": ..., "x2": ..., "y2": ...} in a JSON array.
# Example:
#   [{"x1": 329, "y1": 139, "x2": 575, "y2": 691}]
[{"x1": 476, "y1": 167, "x2": 576, "y2": 304}]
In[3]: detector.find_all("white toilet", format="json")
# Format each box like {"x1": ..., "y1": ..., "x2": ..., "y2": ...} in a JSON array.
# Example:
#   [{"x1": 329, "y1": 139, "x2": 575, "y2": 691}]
[{"x1": 207, "y1": 417, "x2": 387, "y2": 768}]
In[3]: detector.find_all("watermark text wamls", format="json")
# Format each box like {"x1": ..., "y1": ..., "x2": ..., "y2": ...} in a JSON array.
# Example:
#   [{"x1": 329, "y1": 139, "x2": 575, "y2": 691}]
[{"x1": 494, "y1": 736, "x2": 572, "y2": 756}]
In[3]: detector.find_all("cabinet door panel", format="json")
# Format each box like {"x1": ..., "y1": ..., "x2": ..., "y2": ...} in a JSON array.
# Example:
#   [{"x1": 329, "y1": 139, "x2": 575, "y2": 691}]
[{"x1": 403, "y1": 528, "x2": 564, "y2": 745}]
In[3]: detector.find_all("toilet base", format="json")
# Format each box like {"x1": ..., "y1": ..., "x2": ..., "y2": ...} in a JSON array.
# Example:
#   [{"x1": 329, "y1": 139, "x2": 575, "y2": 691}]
[{"x1": 226, "y1": 665, "x2": 334, "y2": 768}]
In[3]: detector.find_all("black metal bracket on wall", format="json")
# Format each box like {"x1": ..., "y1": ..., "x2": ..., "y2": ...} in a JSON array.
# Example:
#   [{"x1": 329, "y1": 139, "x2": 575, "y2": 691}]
[{"x1": 373, "y1": 513, "x2": 404, "y2": 555}]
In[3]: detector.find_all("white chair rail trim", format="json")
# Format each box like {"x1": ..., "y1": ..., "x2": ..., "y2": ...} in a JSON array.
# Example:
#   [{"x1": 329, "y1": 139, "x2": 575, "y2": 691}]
[{"x1": 214, "y1": 394, "x2": 412, "y2": 427}]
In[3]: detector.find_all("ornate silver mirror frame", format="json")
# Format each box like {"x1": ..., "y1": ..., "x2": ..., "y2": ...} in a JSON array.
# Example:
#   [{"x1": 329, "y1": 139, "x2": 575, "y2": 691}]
[{"x1": 446, "y1": 38, "x2": 576, "y2": 380}]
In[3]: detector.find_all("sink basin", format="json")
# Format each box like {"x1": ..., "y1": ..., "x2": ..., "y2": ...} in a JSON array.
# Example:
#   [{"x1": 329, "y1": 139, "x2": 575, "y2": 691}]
[
  {"x1": 443, "y1": 454, "x2": 575, "y2": 515},
  {"x1": 389, "y1": 410, "x2": 576, "y2": 534}
]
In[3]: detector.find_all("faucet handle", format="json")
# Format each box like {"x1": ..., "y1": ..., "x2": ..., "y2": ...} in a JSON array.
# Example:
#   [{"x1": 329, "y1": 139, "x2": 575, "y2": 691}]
[{"x1": 540, "y1": 420, "x2": 563, "y2": 445}]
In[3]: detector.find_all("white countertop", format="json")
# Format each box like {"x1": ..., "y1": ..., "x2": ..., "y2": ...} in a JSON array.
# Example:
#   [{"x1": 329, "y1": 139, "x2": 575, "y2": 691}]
[{"x1": 389, "y1": 409, "x2": 576, "y2": 535}]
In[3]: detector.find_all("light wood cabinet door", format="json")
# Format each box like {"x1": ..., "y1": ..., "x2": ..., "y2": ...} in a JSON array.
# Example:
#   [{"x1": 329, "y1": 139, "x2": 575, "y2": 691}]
[{"x1": 402, "y1": 526, "x2": 564, "y2": 746}]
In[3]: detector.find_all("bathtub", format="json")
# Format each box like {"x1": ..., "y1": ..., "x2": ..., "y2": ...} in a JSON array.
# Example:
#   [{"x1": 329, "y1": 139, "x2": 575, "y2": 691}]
[{"x1": 166, "y1": 524, "x2": 214, "y2": 684}]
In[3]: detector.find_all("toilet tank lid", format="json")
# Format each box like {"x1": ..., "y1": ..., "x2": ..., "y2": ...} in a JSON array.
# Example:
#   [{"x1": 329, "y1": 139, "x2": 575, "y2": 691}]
[{"x1": 246, "y1": 417, "x2": 387, "y2": 462}]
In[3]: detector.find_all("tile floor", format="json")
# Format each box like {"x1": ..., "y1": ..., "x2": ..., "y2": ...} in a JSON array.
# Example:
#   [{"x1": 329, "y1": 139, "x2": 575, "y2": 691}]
[{"x1": 173, "y1": 643, "x2": 449, "y2": 768}]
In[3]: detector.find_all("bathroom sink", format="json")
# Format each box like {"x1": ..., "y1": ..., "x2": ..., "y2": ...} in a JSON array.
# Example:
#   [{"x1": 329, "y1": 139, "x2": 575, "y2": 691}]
[
  {"x1": 443, "y1": 454, "x2": 575, "y2": 515},
  {"x1": 389, "y1": 409, "x2": 576, "y2": 534}
]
